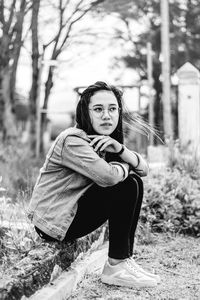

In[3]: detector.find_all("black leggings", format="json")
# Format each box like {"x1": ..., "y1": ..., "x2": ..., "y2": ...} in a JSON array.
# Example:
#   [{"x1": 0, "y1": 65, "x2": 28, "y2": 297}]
[{"x1": 35, "y1": 173, "x2": 143, "y2": 259}]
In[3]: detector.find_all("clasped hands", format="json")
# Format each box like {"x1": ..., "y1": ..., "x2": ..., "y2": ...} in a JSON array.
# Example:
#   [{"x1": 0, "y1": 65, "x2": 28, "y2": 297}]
[{"x1": 88, "y1": 135, "x2": 122, "y2": 153}]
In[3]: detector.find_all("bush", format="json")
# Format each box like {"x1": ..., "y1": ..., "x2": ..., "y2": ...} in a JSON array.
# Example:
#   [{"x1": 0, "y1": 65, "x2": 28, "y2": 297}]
[
  {"x1": 141, "y1": 167, "x2": 200, "y2": 237},
  {"x1": 0, "y1": 141, "x2": 42, "y2": 200},
  {"x1": 167, "y1": 139, "x2": 200, "y2": 179}
]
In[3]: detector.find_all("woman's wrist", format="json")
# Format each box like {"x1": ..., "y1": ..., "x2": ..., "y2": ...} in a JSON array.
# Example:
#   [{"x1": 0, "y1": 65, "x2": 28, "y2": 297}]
[
  {"x1": 116, "y1": 144, "x2": 125, "y2": 155},
  {"x1": 133, "y1": 151, "x2": 140, "y2": 168}
]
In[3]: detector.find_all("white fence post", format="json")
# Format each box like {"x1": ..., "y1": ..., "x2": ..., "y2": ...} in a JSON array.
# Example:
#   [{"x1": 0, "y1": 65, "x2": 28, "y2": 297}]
[{"x1": 177, "y1": 62, "x2": 200, "y2": 156}]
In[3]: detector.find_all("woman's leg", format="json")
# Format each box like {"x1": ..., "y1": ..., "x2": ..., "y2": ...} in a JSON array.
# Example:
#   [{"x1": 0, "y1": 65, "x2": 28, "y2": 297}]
[
  {"x1": 64, "y1": 175, "x2": 143, "y2": 260},
  {"x1": 128, "y1": 173, "x2": 144, "y2": 256},
  {"x1": 106, "y1": 175, "x2": 142, "y2": 259},
  {"x1": 34, "y1": 184, "x2": 110, "y2": 243},
  {"x1": 64, "y1": 183, "x2": 109, "y2": 241},
  {"x1": 35, "y1": 175, "x2": 143, "y2": 261}
]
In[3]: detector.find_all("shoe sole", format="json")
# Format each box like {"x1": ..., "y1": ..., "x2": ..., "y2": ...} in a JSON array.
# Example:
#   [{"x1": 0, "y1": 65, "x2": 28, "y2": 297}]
[{"x1": 101, "y1": 275, "x2": 157, "y2": 288}]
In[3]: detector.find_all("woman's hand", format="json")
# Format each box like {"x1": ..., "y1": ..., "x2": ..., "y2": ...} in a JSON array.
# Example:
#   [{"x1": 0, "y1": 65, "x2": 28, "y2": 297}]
[{"x1": 88, "y1": 135, "x2": 122, "y2": 153}]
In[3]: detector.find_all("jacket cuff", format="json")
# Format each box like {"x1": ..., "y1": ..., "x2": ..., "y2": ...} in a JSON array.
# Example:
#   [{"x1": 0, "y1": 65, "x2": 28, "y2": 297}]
[{"x1": 110, "y1": 162, "x2": 129, "y2": 181}]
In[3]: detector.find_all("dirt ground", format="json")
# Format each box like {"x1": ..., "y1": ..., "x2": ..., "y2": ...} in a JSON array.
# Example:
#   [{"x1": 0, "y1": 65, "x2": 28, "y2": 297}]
[{"x1": 69, "y1": 233, "x2": 200, "y2": 300}]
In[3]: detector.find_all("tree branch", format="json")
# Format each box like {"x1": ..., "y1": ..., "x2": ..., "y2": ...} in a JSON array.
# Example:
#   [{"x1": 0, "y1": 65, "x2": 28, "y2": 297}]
[
  {"x1": 57, "y1": 1, "x2": 103, "y2": 55},
  {"x1": 0, "y1": 0, "x2": 5, "y2": 25},
  {"x1": 62, "y1": 0, "x2": 85, "y2": 30},
  {"x1": 5, "y1": 0, "x2": 17, "y2": 35},
  {"x1": 43, "y1": 0, "x2": 65, "y2": 49}
]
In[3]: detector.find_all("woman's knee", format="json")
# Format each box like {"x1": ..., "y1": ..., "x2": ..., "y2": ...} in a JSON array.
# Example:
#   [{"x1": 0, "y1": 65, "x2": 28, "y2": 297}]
[
  {"x1": 124, "y1": 173, "x2": 143, "y2": 186},
  {"x1": 121, "y1": 174, "x2": 144, "y2": 198},
  {"x1": 118, "y1": 174, "x2": 140, "y2": 192}
]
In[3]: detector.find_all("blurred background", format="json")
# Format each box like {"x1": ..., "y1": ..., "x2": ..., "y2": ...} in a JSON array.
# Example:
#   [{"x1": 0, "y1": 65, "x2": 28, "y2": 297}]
[
  {"x1": 0, "y1": 2, "x2": 200, "y2": 286},
  {"x1": 0, "y1": 0, "x2": 200, "y2": 196}
]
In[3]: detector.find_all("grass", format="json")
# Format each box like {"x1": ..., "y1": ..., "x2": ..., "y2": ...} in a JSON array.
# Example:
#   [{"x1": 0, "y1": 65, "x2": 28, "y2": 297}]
[
  {"x1": 0, "y1": 140, "x2": 43, "y2": 199},
  {"x1": 0, "y1": 193, "x2": 42, "y2": 278},
  {"x1": 0, "y1": 141, "x2": 43, "y2": 277},
  {"x1": 69, "y1": 233, "x2": 200, "y2": 300}
]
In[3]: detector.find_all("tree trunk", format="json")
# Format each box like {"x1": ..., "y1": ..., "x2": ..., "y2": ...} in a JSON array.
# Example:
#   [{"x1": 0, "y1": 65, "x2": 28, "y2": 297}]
[
  {"x1": 160, "y1": 0, "x2": 173, "y2": 140},
  {"x1": 10, "y1": 0, "x2": 26, "y2": 107},
  {"x1": 153, "y1": 74, "x2": 163, "y2": 144},
  {"x1": 0, "y1": 0, "x2": 27, "y2": 141},
  {"x1": 0, "y1": 33, "x2": 10, "y2": 139},
  {"x1": 0, "y1": 73, "x2": 5, "y2": 140},
  {"x1": 29, "y1": 0, "x2": 40, "y2": 155},
  {"x1": 1, "y1": 69, "x2": 18, "y2": 140},
  {"x1": 40, "y1": 66, "x2": 54, "y2": 154}
]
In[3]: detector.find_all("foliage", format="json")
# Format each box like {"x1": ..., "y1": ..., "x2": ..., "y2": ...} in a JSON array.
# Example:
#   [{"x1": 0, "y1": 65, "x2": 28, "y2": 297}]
[
  {"x1": 0, "y1": 141, "x2": 42, "y2": 199},
  {"x1": 141, "y1": 166, "x2": 200, "y2": 237},
  {"x1": 99, "y1": 0, "x2": 200, "y2": 77},
  {"x1": 167, "y1": 139, "x2": 200, "y2": 180},
  {"x1": 98, "y1": 0, "x2": 200, "y2": 141},
  {"x1": 0, "y1": 183, "x2": 41, "y2": 276},
  {"x1": 0, "y1": 0, "x2": 106, "y2": 148},
  {"x1": 0, "y1": 140, "x2": 43, "y2": 275},
  {"x1": 0, "y1": 0, "x2": 30, "y2": 139}
]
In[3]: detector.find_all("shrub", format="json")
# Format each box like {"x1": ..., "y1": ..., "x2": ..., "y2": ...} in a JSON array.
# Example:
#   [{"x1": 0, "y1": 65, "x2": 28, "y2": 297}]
[
  {"x1": 0, "y1": 141, "x2": 42, "y2": 200},
  {"x1": 141, "y1": 167, "x2": 200, "y2": 236},
  {"x1": 167, "y1": 139, "x2": 200, "y2": 180}
]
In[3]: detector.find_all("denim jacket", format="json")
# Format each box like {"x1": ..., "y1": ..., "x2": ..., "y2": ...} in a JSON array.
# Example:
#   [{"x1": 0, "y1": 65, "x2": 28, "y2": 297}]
[
  {"x1": 27, "y1": 127, "x2": 147, "y2": 241},
  {"x1": 27, "y1": 127, "x2": 128, "y2": 240}
]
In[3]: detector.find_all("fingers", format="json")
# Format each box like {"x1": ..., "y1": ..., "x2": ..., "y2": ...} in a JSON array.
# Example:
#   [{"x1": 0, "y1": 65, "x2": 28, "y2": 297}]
[
  {"x1": 92, "y1": 136, "x2": 110, "y2": 152},
  {"x1": 99, "y1": 140, "x2": 113, "y2": 152},
  {"x1": 88, "y1": 135, "x2": 117, "y2": 153},
  {"x1": 89, "y1": 135, "x2": 108, "y2": 147}
]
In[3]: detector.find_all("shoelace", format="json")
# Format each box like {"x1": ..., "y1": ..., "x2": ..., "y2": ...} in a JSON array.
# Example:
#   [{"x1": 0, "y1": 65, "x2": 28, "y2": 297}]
[
  {"x1": 128, "y1": 257, "x2": 156, "y2": 276},
  {"x1": 128, "y1": 257, "x2": 143, "y2": 270},
  {"x1": 125, "y1": 258, "x2": 143, "y2": 277}
]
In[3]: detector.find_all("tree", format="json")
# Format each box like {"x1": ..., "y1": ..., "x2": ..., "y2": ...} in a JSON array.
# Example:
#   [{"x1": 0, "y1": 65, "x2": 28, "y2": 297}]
[
  {"x1": 0, "y1": 0, "x2": 30, "y2": 140},
  {"x1": 97, "y1": 0, "x2": 164, "y2": 141},
  {"x1": 97, "y1": 0, "x2": 200, "y2": 141},
  {"x1": 34, "y1": 0, "x2": 105, "y2": 153}
]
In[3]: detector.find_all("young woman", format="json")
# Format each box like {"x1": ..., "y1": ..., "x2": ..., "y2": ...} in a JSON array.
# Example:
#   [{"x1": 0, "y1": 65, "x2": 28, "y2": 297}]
[{"x1": 27, "y1": 81, "x2": 160, "y2": 288}]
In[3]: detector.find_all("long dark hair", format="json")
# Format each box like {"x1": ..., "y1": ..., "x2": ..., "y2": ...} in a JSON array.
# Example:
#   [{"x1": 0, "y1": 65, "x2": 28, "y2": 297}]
[
  {"x1": 76, "y1": 81, "x2": 124, "y2": 144},
  {"x1": 75, "y1": 81, "x2": 161, "y2": 161}
]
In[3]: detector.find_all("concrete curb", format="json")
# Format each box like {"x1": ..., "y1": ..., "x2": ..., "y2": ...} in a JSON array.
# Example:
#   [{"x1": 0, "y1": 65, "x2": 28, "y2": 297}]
[
  {"x1": 28, "y1": 242, "x2": 108, "y2": 300},
  {"x1": 0, "y1": 224, "x2": 108, "y2": 300}
]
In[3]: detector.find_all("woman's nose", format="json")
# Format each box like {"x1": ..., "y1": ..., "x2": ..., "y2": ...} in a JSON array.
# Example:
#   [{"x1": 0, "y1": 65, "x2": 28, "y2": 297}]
[{"x1": 102, "y1": 109, "x2": 111, "y2": 119}]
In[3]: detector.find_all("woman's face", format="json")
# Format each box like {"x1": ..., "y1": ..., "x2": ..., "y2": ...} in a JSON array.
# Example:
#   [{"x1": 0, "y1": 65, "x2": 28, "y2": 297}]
[{"x1": 88, "y1": 90, "x2": 120, "y2": 135}]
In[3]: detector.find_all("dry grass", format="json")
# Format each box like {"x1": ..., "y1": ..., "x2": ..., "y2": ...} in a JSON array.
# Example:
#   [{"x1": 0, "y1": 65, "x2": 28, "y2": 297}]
[{"x1": 69, "y1": 233, "x2": 200, "y2": 300}]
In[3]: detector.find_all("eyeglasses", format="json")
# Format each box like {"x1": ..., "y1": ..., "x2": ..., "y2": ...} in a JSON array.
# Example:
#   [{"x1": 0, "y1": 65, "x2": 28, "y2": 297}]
[{"x1": 89, "y1": 107, "x2": 121, "y2": 118}]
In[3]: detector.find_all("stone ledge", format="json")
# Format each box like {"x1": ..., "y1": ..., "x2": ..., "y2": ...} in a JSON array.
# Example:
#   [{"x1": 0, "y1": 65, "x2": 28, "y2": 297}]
[
  {"x1": 29, "y1": 243, "x2": 108, "y2": 300},
  {"x1": 0, "y1": 224, "x2": 108, "y2": 300}
]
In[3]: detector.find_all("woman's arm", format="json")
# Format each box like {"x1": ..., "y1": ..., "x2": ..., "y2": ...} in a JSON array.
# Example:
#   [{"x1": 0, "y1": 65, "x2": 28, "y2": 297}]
[
  {"x1": 88, "y1": 135, "x2": 148, "y2": 177},
  {"x1": 119, "y1": 146, "x2": 149, "y2": 177},
  {"x1": 61, "y1": 135, "x2": 129, "y2": 187}
]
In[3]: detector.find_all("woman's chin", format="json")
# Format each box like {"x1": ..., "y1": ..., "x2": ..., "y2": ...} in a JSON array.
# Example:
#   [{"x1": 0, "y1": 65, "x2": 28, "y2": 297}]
[{"x1": 96, "y1": 129, "x2": 113, "y2": 136}]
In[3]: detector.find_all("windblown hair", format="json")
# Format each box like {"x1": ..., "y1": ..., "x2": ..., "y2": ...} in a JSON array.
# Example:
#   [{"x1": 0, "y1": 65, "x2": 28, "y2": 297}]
[
  {"x1": 75, "y1": 81, "x2": 161, "y2": 161},
  {"x1": 76, "y1": 81, "x2": 124, "y2": 144}
]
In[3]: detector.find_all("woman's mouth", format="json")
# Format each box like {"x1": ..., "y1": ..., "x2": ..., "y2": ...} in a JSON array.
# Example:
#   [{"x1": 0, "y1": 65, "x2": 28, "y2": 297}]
[{"x1": 100, "y1": 123, "x2": 112, "y2": 127}]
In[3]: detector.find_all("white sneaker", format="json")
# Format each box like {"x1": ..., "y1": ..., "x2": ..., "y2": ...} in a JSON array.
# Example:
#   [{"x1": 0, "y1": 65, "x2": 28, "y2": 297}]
[
  {"x1": 127, "y1": 257, "x2": 161, "y2": 284},
  {"x1": 101, "y1": 259, "x2": 157, "y2": 288}
]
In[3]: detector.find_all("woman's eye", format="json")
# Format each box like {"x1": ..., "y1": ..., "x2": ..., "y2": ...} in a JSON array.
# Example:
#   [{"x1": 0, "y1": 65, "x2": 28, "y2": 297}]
[
  {"x1": 94, "y1": 107, "x2": 103, "y2": 112},
  {"x1": 109, "y1": 107, "x2": 117, "y2": 112}
]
